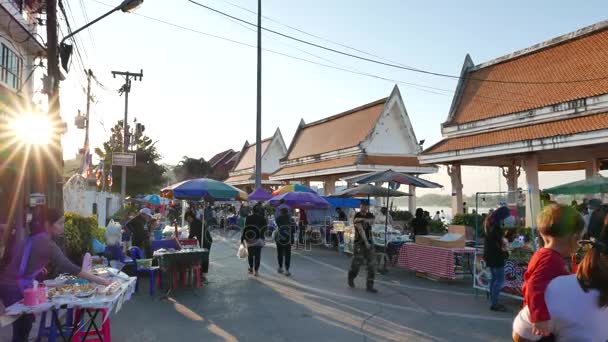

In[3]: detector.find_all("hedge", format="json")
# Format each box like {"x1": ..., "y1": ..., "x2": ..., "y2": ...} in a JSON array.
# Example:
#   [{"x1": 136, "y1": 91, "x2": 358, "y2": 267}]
[{"x1": 64, "y1": 212, "x2": 106, "y2": 264}]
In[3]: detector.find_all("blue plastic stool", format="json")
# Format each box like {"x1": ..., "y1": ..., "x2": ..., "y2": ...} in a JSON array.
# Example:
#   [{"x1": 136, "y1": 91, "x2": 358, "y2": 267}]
[{"x1": 36, "y1": 308, "x2": 73, "y2": 342}]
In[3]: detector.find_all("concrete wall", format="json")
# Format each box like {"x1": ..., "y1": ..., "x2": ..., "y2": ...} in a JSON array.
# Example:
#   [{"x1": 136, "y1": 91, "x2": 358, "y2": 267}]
[
  {"x1": 362, "y1": 98, "x2": 419, "y2": 155},
  {"x1": 261, "y1": 135, "x2": 287, "y2": 174}
]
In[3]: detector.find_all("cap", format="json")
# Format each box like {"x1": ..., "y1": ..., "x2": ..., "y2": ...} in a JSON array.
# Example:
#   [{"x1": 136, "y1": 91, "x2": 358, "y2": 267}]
[
  {"x1": 589, "y1": 199, "x2": 602, "y2": 210},
  {"x1": 139, "y1": 208, "x2": 153, "y2": 218}
]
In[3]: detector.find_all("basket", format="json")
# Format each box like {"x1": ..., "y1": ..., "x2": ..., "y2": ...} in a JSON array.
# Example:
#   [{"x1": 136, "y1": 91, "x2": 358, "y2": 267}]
[{"x1": 136, "y1": 258, "x2": 153, "y2": 269}]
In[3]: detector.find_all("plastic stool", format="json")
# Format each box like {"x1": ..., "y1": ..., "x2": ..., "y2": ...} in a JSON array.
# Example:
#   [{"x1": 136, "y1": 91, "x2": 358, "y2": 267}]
[
  {"x1": 191, "y1": 265, "x2": 202, "y2": 288},
  {"x1": 37, "y1": 308, "x2": 74, "y2": 342},
  {"x1": 72, "y1": 308, "x2": 111, "y2": 342}
]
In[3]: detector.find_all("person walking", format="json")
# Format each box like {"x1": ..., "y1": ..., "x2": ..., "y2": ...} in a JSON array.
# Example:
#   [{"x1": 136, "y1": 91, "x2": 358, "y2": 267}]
[
  {"x1": 274, "y1": 207, "x2": 296, "y2": 276},
  {"x1": 348, "y1": 200, "x2": 378, "y2": 293},
  {"x1": 241, "y1": 204, "x2": 267, "y2": 276},
  {"x1": 483, "y1": 206, "x2": 511, "y2": 311}
]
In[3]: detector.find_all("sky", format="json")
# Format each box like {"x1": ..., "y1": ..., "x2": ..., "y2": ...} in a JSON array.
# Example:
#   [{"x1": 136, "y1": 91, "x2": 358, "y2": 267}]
[{"x1": 58, "y1": 0, "x2": 608, "y2": 195}]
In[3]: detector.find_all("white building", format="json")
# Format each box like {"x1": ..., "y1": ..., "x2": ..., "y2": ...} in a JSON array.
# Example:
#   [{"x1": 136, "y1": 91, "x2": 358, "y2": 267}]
[{"x1": 63, "y1": 175, "x2": 121, "y2": 227}]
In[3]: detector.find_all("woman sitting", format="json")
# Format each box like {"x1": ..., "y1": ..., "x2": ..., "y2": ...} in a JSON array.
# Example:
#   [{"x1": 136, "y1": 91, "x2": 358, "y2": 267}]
[{"x1": 0, "y1": 208, "x2": 111, "y2": 342}]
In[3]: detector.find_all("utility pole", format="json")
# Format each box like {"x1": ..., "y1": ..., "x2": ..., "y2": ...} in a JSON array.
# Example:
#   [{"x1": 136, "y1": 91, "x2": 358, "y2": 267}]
[
  {"x1": 46, "y1": 0, "x2": 64, "y2": 211},
  {"x1": 111, "y1": 70, "x2": 143, "y2": 206},
  {"x1": 254, "y1": 0, "x2": 262, "y2": 189},
  {"x1": 84, "y1": 69, "x2": 93, "y2": 149}
]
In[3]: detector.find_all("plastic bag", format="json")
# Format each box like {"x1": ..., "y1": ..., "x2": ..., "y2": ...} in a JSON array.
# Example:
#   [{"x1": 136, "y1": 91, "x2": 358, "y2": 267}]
[
  {"x1": 92, "y1": 239, "x2": 106, "y2": 255},
  {"x1": 237, "y1": 243, "x2": 248, "y2": 259}
]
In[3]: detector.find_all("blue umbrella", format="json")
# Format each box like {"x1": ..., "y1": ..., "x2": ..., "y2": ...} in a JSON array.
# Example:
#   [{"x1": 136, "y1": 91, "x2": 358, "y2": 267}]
[{"x1": 144, "y1": 194, "x2": 162, "y2": 205}]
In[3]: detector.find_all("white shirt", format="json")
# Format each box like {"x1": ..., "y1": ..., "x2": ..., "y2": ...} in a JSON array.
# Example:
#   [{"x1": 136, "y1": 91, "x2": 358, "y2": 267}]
[{"x1": 513, "y1": 275, "x2": 608, "y2": 342}]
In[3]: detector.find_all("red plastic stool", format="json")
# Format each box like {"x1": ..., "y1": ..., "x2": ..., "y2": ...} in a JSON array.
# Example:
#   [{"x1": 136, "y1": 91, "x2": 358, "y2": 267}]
[
  {"x1": 191, "y1": 265, "x2": 202, "y2": 288},
  {"x1": 72, "y1": 308, "x2": 111, "y2": 342}
]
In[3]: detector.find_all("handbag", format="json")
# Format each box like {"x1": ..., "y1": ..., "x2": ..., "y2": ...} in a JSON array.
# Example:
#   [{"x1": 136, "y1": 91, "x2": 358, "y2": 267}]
[{"x1": 237, "y1": 243, "x2": 248, "y2": 259}]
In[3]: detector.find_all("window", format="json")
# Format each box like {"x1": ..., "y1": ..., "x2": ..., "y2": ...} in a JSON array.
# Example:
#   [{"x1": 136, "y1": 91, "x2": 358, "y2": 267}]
[{"x1": 1, "y1": 44, "x2": 23, "y2": 90}]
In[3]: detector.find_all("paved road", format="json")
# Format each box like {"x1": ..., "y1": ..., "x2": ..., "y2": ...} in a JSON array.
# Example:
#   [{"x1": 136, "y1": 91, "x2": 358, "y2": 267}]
[{"x1": 2, "y1": 231, "x2": 515, "y2": 341}]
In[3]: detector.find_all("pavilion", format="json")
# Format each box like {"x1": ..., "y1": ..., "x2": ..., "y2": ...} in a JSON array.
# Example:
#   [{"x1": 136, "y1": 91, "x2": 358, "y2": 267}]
[
  {"x1": 419, "y1": 20, "x2": 608, "y2": 225},
  {"x1": 270, "y1": 85, "x2": 437, "y2": 209},
  {"x1": 224, "y1": 128, "x2": 287, "y2": 192}
]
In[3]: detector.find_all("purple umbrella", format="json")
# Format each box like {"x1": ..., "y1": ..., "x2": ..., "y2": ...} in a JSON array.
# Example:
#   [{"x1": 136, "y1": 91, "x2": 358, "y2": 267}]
[
  {"x1": 248, "y1": 188, "x2": 273, "y2": 201},
  {"x1": 269, "y1": 192, "x2": 330, "y2": 210}
]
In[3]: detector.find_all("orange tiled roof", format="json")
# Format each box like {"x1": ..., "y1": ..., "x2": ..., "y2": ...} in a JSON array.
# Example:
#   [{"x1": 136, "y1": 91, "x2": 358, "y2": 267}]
[
  {"x1": 273, "y1": 156, "x2": 359, "y2": 177},
  {"x1": 233, "y1": 138, "x2": 271, "y2": 171},
  {"x1": 449, "y1": 28, "x2": 608, "y2": 125},
  {"x1": 286, "y1": 99, "x2": 386, "y2": 159},
  {"x1": 426, "y1": 112, "x2": 608, "y2": 154}
]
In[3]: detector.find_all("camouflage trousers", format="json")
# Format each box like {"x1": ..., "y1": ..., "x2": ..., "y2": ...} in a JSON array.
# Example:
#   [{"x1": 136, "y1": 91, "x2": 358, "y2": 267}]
[{"x1": 348, "y1": 244, "x2": 375, "y2": 288}]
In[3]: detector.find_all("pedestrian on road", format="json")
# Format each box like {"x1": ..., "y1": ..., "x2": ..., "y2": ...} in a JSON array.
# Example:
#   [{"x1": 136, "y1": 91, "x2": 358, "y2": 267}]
[
  {"x1": 348, "y1": 200, "x2": 378, "y2": 293},
  {"x1": 241, "y1": 204, "x2": 267, "y2": 276},
  {"x1": 483, "y1": 206, "x2": 511, "y2": 312},
  {"x1": 275, "y1": 207, "x2": 296, "y2": 276}
]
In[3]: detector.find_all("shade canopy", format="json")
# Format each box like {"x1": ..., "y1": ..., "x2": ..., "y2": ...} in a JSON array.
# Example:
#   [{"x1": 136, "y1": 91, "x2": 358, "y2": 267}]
[
  {"x1": 269, "y1": 192, "x2": 330, "y2": 210},
  {"x1": 323, "y1": 197, "x2": 377, "y2": 209},
  {"x1": 332, "y1": 184, "x2": 410, "y2": 198},
  {"x1": 248, "y1": 188, "x2": 273, "y2": 201},
  {"x1": 272, "y1": 184, "x2": 316, "y2": 196},
  {"x1": 161, "y1": 178, "x2": 248, "y2": 201},
  {"x1": 344, "y1": 169, "x2": 442, "y2": 188},
  {"x1": 143, "y1": 194, "x2": 162, "y2": 205},
  {"x1": 544, "y1": 175, "x2": 608, "y2": 195}
]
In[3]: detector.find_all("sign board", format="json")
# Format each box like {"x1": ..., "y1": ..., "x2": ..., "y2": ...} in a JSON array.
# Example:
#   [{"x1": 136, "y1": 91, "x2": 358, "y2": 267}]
[{"x1": 112, "y1": 152, "x2": 136, "y2": 167}]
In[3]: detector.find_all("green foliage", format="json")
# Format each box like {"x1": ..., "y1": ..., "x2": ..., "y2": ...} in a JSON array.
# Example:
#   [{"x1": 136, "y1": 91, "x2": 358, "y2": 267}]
[
  {"x1": 64, "y1": 212, "x2": 98, "y2": 263},
  {"x1": 451, "y1": 213, "x2": 482, "y2": 227},
  {"x1": 391, "y1": 210, "x2": 413, "y2": 222},
  {"x1": 429, "y1": 220, "x2": 447, "y2": 234},
  {"x1": 173, "y1": 156, "x2": 212, "y2": 182},
  {"x1": 92, "y1": 226, "x2": 106, "y2": 243},
  {"x1": 96, "y1": 120, "x2": 167, "y2": 196}
]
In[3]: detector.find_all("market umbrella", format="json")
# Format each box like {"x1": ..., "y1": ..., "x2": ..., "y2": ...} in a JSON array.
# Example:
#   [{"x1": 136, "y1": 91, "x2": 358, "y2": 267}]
[
  {"x1": 544, "y1": 175, "x2": 608, "y2": 195},
  {"x1": 248, "y1": 188, "x2": 273, "y2": 201},
  {"x1": 144, "y1": 194, "x2": 162, "y2": 205},
  {"x1": 344, "y1": 169, "x2": 443, "y2": 188},
  {"x1": 161, "y1": 178, "x2": 248, "y2": 201},
  {"x1": 269, "y1": 192, "x2": 330, "y2": 209},
  {"x1": 332, "y1": 184, "x2": 410, "y2": 198},
  {"x1": 272, "y1": 184, "x2": 316, "y2": 196},
  {"x1": 161, "y1": 178, "x2": 247, "y2": 249}
]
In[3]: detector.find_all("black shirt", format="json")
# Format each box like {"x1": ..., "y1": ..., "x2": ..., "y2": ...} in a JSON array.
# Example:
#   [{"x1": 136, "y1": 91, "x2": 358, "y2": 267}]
[
  {"x1": 275, "y1": 214, "x2": 296, "y2": 245},
  {"x1": 588, "y1": 210, "x2": 606, "y2": 240},
  {"x1": 337, "y1": 211, "x2": 347, "y2": 221},
  {"x1": 241, "y1": 214, "x2": 268, "y2": 243},
  {"x1": 353, "y1": 211, "x2": 374, "y2": 246},
  {"x1": 411, "y1": 217, "x2": 428, "y2": 236},
  {"x1": 484, "y1": 224, "x2": 506, "y2": 268}
]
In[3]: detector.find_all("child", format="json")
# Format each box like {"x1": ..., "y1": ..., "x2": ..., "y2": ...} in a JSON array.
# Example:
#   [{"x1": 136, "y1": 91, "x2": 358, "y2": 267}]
[{"x1": 520, "y1": 204, "x2": 584, "y2": 338}]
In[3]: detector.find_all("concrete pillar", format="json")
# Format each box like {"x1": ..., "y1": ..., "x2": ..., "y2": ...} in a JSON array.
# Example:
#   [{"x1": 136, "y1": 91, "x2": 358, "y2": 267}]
[
  {"x1": 323, "y1": 177, "x2": 336, "y2": 196},
  {"x1": 408, "y1": 185, "x2": 416, "y2": 212},
  {"x1": 585, "y1": 158, "x2": 599, "y2": 179},
  {"x1": 502, "y1": 163, "x2": 520, "y2": 204},
  {"x1": 522, "y1": 155, "x2": 541, "y2": 228},
  {"x1": 448, "y1": 164, "x2": 463, "y2": 216}
]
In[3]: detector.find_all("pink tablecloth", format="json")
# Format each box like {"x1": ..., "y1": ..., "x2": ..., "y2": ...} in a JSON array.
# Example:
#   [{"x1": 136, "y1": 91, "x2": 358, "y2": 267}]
[{"x1": 397, "y1": 243, "x2": 475, "y2": 280}]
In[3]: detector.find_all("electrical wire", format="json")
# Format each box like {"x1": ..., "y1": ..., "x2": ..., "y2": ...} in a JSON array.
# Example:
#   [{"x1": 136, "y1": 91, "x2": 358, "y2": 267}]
[
  {"x1": 187, "y1": 0, "x2": 608, "y2": 85},
  {"x1": 78, "y1": 0, "x2": 97, "y2": 49}
]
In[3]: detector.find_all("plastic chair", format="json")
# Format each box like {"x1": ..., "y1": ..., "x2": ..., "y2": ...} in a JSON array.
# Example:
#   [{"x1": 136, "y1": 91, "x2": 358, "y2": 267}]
[
  {"x1": 36, "y1": 308, "x2": 73, "y2": 342},
  {"x1": 129, "y1": 246, "x2": 160, "y2": 296},
  {"x1": 105, "y1": 245, "x2": 134, "y2": 265},
  {"x1": 72, "y1": 308, "x2": 111, "y2": 342}
]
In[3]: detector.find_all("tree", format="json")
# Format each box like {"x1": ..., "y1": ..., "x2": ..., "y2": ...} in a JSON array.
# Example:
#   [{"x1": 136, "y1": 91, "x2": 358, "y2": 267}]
[
  {"x1": 173, "y1": 156, "x2": 211, "y2": 181},
  {"x1": 96, "y1": 120, "x2": 166, "y2": 195}
]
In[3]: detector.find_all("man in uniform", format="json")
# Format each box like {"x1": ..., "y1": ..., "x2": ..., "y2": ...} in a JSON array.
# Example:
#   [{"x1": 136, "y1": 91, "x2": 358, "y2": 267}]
[{"x1": 347, "y1": 200, "x2": 378, "y2": 293}]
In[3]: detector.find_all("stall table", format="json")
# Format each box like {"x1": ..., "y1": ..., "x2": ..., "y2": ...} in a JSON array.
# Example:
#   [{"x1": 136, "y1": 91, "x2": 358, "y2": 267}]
[
  {"x1": 0, "y1": 272, "x2": 136, "y2": 341},
  {"x1": 398, "y1": 243, "x2": 475, "y2": 280},
  {"x1": 154, "y1": 248, "x2": 209, "y2": 295}
]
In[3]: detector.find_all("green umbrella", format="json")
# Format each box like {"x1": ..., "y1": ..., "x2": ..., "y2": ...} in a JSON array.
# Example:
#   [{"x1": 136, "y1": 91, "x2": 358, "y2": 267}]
[{"x1": 544, "y1": 175, "x2": 608, "y2": 195}]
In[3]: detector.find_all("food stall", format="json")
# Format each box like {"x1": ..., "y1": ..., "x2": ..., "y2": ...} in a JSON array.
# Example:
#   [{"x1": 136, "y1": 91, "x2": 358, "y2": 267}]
[
  {"x1": 343, "y1": 223, "x2": 410, "y2": 254},
  {"x1": 0, "y1": 267, "x2": 136, "y2": 340},
  {"x1": 397, "y1": 234, "x2": 475, "y2": 280}
]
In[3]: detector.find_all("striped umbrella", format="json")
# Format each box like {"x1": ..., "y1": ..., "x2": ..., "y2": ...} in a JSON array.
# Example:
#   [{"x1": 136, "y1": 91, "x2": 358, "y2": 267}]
[
  {"x1": 272, "y1": 184, "x2": 316, "y2": 196},
  {"x1": 161, "y1": 178, "x2": 248, "y2": 201}
]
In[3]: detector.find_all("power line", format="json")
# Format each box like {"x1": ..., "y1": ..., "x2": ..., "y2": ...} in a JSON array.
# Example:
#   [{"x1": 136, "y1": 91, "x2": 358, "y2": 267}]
[
  {"x1": 207, "y1": 0, "x2": 421, "y2": 70},
  {"x1": 77, "y1": 0, "x2": 97, "y2": 49},
  {"x1": 187, "y1": 0, "x2": 608, "y2": 85},
  {"x1": 63, "y1": 0, "x2": 90, "y2": 61}
]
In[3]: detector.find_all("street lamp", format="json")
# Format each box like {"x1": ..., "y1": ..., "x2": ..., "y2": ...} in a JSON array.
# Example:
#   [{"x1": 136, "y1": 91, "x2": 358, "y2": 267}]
[{"x1": 59, "y1": 0, "x2": 144, "y2": 57}]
